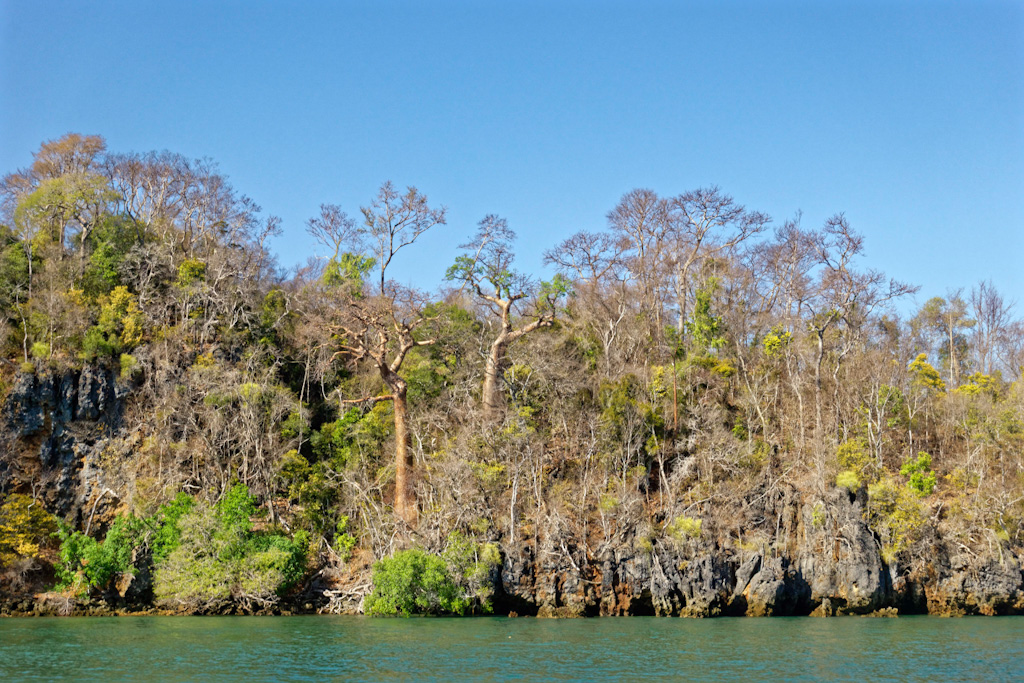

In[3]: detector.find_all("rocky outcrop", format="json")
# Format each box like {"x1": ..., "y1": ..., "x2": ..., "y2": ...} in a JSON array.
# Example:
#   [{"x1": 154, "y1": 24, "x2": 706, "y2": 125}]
[
  {"x1": 3, "y1": 367, "x2": 125, "y2": 522},
  {"x1": 923, "y1": 552, "x2": 1024, "y2": 615},
  {"x1": 493, "y1": 486, "x2": 1024, "y2": 618}
]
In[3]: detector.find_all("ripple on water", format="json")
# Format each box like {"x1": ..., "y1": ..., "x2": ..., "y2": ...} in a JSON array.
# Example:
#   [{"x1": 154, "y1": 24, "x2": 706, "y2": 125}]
[{"x1": 0, "y1": 615, "x2": 1021, "y2": 682}]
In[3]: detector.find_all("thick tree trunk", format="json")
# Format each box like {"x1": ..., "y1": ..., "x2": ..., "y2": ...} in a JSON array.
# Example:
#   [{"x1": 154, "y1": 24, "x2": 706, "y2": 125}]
[
  {"x1": 381, "y1": 369, "x2": 416, "y2": 526},
  {"x1": 482, "y1": 335, "x2": 509, "y2": 421}
]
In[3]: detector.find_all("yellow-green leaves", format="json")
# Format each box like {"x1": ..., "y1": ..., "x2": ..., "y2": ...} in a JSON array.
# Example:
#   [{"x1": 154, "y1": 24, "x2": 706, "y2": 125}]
[
  {"x1": 909, "y1": 354, "x2": 945, "y2": 393},
  {"x1": 0, "y1": 494, "x2": 58, "y2": 564},
  {"x1": 761, "y1": 325, "x2": 792, "y2": 357}
]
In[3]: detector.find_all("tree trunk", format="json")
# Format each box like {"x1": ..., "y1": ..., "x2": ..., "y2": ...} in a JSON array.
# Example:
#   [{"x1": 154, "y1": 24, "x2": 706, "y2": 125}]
[
  {"x1": 380, "y1": 369, "x2": 416, "y2": 526},
  {"x1": 392, "y1": 384, "x2": 416, "y2": 526},
  {"x1": 482, "y1": 334, "x2": 509, "y2": 421}
]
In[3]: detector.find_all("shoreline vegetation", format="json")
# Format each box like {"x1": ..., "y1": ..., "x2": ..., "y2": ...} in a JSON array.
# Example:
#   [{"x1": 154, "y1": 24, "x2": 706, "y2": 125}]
[{"x1": 1, "y1": 134, "x2": 1023, "y2": 618}]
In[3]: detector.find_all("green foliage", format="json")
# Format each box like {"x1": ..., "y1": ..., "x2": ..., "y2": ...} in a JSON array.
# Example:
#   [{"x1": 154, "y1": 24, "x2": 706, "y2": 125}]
[
  {"x1": 310, "y1": 405, "x2": 392, "y2": 471},
  {"x1": 364, "y1": 548, "x2": 469, "y2": 617},
  {"x1": 599, "y1": 375, "x2": 661, "y2": 435},
  {"x1": 403, "y1": 348, "x2": 450, "y2": 402},
  {"x1": 153, "y1": 485, "x2": 309, "y2": 610},
  {"x1": 279, "y1": 449, "x2": 344, "y2": 537},
  {"x1": 900, "y1": 452, "x2": 937, "y2": 497},
  {"x1": 877, "y1": 384, "x2": 907, "y2": 428},
  {"x1": 81, "y1": 215, "x2": 137, "y2": 296},
  {"x1": 334, "y1": 515, "x2": 358, "y2": 562},
  {"x1": 119, "y1": 353, "x2": 139, "y2": 380},
  {"x1": 811, "y1": 502, "x2": 827, "y2": 529},
  {"x1": 83, "y1": 285, "x2": 144, "y2": 358},
  {"x1": 686, "y1": 277, "x2": 726, "y2": 355},
  {"x1": 30, "y1": 341, "x2": 50, "y2": 361},
  {"x1": 445, "y1": 254, "x2": 494, "y2": 289},
  {"x1": 0, "y1": 232, "x2": 31, "y2": 296},
  {"x1": 538, "y1": 273, "x2": 572, "y2": 310},
  {"x1": 667, "y1": 515, "x2": 703, "y2": 541},
  {"x1": 176, "y1": 259, "x2": 207, "y2": 287},
  {"x1": 441, "y1": 531, "x2": 501, "y2": 613},
  {"x1": 837, "y1": 438, "x2": 873, "y2": 483},
  {"x1": 909, "y1": 354, "x2": 946, "y2": 393},
  {"x1": 14, "y1": 172, "x2": 116, "y2": 248},
  {"x1": 761, "y1": 325, "x2": 792, "y2": 357},
  {"x1": 731, "y1": 415, "x2": 749, "y2": 441},
  {"x1": 218, "y1": 483, "x2": 258, "y2": 535},
  {"x1": 55, "y1": 515, "x2": 146, "y2": 595},
  {"x1": 0, "y1": 494, "x2": 58, "y2": 565},
  {"x1": 150, "y1": 493, "x2": 196, "y2": 564},
  {"x1": 836, "y1": 470, "x2": 861, "y2": 491},
  {"x1": 867, "y1": 477, "x2": 925, "y2": 561},
  {"x1": 954, "y1": 372, "x2": 998, "y2": 398},
  {"x1": 323, "y1": 253, "x2": 375, "y2": 291}
]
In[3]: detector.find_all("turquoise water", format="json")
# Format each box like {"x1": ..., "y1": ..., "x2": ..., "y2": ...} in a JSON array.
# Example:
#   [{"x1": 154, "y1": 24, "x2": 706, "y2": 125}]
[{"x1": 0, "y1": 616, "x2": 1021, "y2": 681}]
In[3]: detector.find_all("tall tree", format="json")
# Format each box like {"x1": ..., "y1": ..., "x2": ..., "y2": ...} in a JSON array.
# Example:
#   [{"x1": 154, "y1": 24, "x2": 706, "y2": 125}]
[
  {"x1": 447, "y1": 215, "x2": 567, "y2": 420},
  {"x1": 666, "y1": 186, "x2": 769, "y2": 334},
  {"x1": 309, "y1": 182, "x2": 446, "y2": 525},
  {"x1": 544, "y1": 229, "x2": 631, "y2": 372},
  {"x1": 795, "y1": 215, "x2": 916, "y2": 456},
  {"x1": 912, "y1": 291, "x2": 975, "y2": 388},
  {"x1": 607, "y1": 188, "x2": 670, "y2": 331},
  {"x1": 969, "y1": 280, "x2": 1014, "y2": 376}
]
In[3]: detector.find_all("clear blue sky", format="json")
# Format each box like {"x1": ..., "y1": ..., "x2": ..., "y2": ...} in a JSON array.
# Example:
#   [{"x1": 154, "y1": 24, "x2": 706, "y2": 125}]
[{"x1": 2, "y1": 0, "x2": 1022, "y2": 308}]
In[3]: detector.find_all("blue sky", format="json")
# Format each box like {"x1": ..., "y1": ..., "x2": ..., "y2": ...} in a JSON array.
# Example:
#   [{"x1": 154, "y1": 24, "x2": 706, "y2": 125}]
[{"x1": 1, "y1": 0, "x2": 1022, "y2": 308}]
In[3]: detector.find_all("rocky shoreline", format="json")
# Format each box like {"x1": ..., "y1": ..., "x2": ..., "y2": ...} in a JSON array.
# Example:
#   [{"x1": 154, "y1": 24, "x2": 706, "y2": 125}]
[{"x1": 3, "y1": 367, "x2": 1023, "y2": 619}]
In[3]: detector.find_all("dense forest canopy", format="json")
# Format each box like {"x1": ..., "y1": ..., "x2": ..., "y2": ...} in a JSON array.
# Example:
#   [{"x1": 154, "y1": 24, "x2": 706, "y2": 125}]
[{"x1": 1, "y1": 134, "x2": 1022, "y2": 615}]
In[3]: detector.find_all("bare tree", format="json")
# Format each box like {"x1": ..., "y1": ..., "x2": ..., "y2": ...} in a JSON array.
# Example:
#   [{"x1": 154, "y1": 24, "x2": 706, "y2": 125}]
[
  {"x1": 607, "y1": 189, "x2": 670, "y2": 330},
  {"x1": 969, "y1": 280, "x2": 1015, "y2": 376},
  {"x1": 666, "y1": 186, "x2": 769, "y2": 334},
  {"x1": 545, "y1": 229, "x2": 632, "y2": 371}
]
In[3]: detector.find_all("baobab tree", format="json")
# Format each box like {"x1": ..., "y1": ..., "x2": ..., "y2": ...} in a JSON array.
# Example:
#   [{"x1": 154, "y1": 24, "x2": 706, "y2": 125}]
[
  {"x1": 308, "y1": 181, "x2": 446, "y2": 525},
  {"x1": 447, "y1": 215, "x2": 568, "y2": 420}
]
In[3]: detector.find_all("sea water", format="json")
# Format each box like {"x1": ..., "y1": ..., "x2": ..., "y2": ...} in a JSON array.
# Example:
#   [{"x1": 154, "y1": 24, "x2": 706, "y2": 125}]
[{"x1": 0, "y1": 615, "x2": 1020, "y2": 681}]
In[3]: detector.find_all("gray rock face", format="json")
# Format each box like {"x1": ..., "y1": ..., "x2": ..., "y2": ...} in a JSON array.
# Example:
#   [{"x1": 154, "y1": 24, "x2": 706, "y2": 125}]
[
  {"x1": 3, "y1": 366, "x2": 124, "y2": 520},
  {"x1": 76, "y1": 365, "x2": 117, "y2": 421},
  {"x1": 7, "y1": 372, "x2": 47, "y2": 437},
  {"x1": 925, "y1": 553, "x2": 1024, "y2": 615},
  {"x1": 494, "y1": 486, "x2": 1024, "y2": 617},
  {"x1": 500, "y1": 537, "x2": 591, "y2": 616},
  {"x1": 792, "y1": 488, "x2": 891, "y2": 614}
]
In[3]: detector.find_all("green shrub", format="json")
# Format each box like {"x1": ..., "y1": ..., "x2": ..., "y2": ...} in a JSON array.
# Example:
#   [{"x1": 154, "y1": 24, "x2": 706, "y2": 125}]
[
  {"x1": 837, "y1": 439, "x2": 871, "y2": 475},
  {"x1": 80, "y1": 215, "x2": 136, "y2": 296},
  {"x1": 667, "y1": 515, "x2": 703, "y2": 541},
  {"x1": 900, "y1": 452, "x2": 937, "y2": 497},
  {"x1": 867, "y1": 477, "x2": 925, "y2": 562},
  {"x1": 440, "y1": 531, "x2": 501, "y2": 613},
  {"x1": 152, "y1": 485, "x2": 308, "y2": 611},
  {"x1": 150, "y1": 493, "x2": 196, "y2": 564},
  {"x1": 30, "y1": 341, "x2": 49, "y2": 361},
  {"x1": 811, "y1": 502, "x2": 827, "y2": 529},
  {"x1": 119, "y1": 353, "x2": 139, "y2": 380},
  {"x1": 176, "y1": 259, "x2": 207, "y2": 287},
  {"x1": 364, "y1": 548, "x2": 469, "y2": 617},
  {"x1": 836, "y1": 469, "x2": 861, "y2": 491},
  {"x1": 82, "y1": 286, "x2": 144, "y2": 359},
  {"x1": 334, "y1": 515, "x2": 357, "y2": 562},
  {"x1": 55, "y1": 515, "x2": 146, "y2": 595}
]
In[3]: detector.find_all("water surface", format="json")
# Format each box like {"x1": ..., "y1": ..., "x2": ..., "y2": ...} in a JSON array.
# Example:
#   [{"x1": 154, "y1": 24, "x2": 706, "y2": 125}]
[{"x1": 1, "y1": 615, "x2": 1020, "y2": 681}]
